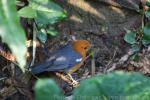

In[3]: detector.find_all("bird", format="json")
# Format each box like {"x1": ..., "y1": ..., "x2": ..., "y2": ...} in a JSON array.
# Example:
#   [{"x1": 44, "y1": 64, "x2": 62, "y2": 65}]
[{"x1": 30, "y1": 39, "x2": 91, "y2": 86}]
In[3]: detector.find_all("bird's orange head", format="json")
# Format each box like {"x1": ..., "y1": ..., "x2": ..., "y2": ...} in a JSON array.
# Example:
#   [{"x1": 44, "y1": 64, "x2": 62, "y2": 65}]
[{"x1": 72, "y1": 40, "x2": 91, "y2": 57}]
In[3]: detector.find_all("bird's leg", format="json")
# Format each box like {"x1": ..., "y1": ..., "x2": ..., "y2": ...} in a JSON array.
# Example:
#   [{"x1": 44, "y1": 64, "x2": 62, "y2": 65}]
[
  {"x1": 67, "y1": 73, "x2": 79, "y2": 87},
  {"x1": 55, "y1": 72, "x2": 72, "y2": 84},
  {"x1": 55, "y1": 72, "x2": 79, "y2": 87}
]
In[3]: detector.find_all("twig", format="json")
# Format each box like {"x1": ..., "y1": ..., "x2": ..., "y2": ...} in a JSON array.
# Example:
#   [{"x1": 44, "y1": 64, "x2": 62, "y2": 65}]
[
  {"x1": 30, "y1": 23, "x2": 37, "y2": 66},
  {"x1": 107, "y1": 49, "x2": 134, "y2": 72},
  {"x1": 141, "y1": 13, "x2": 145, "y2": 29},
  {"x1": 91, "y1": 58, "x2": 96, "y2": 75},
  {"x1": 106, "y1": 48, "x2": 117, "y2": 67}
]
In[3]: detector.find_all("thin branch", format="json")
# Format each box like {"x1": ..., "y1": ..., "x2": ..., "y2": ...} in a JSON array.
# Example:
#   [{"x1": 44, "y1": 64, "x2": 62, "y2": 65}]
[{"x1": 30, "y1": 23, "x2": 37, "y2": 66}]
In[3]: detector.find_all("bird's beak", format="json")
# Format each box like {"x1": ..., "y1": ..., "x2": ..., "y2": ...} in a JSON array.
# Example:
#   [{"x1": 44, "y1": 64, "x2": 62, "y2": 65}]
[
  {"x1": 88, "y1": 44, "x2": 93, "y2": 50},
  {"x1": 87, "y1": 44, "x2": 95, "y2": 55},
  {"x1": 86, "y1": 45, "x2": 92, "y2": 54}
]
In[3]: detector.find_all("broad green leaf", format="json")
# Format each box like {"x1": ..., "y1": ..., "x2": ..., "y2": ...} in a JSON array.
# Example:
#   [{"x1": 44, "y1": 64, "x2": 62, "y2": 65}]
[
  {"x1": 46, "y1": 27, "x2": 58, "y2": 36},
  {"x1": 130, "y1": 53, "x2": 140, "y2": 62},
  {"x1": 146, "y1": 0, "x2": 150, "y2": 7},
  {"x1": 142, "y1": 23, "x2": 150, "y2": 45},
  {"x1": 73, "y1": 71, "x2": 150, "y2": 100},
  {"x1": 142, "y1": 39, "x2": 150, "y2": 46},
  {"x1": 35, "y1": 11, "x2": 66, "y2": 25},
  {"x1": 28, "y1": 0, "x2": 67, "y2": 25},
  {"x1": 37, "y1": 29, "x2": 47, "y2": 43},
  {"x1": 124, "y1": 30, "x2": 136, "y2": 44},
  {"x1": 35, "y1": 79, "x2": 64, "y2": 100},
  {"x1": 131, "y1": 44, "x2": 140, "y2": 52},
  {"x1": 18, "y1": 6, "x2": 37, "y2": 18},
  {"x1": 0, "y1": 0, "x2": 27, "y2": 72}
]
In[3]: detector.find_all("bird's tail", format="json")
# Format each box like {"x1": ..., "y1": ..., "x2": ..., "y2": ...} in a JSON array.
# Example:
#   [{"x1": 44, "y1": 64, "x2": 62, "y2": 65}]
[{"x1": 29, "y1": 62, "x2": 49, "y2": 74}]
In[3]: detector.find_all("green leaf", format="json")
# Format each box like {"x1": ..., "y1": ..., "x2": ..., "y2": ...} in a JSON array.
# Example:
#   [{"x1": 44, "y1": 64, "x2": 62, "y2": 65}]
[
  {"x1": 34, "y1": 79, "x2": 64, "y2": 100},
  {"x1": 73, "y1": 71, "x2": 150, "y2": 100},
  {"x1": 29, "y1": 0, "x2": 67, "y2": 24},
  {"x1": 142, "y1": 23, "x2": 150, "y2": 45},
  {"x1": 35, "y1": 11, "x2": 66, "y2": 25},
  {"x1": 18, "y1": 6, "x2": 37, "y2": 18},
  {"x1": 0, "y1": 0, "x2": 27, "y2": 72},
  {"x1": 131, "y1": 44, "x2": 140, "y2": 52},
  {"x1": 124, "y1": 30, "x2": 136, "y2": 44},
  {"x1": 37, "y1": 29, "x2": 47, "y2": 43},
  {"x1": 130, "y1": 53, "x2": 140, "y2": 62},
  {"x1": 46, "y1": 27, "x2": 58, "y2": 36},
  {"x1": 146, "y1": 0, "x2": 150, "y2": 7},
  {"x1": 142, "y1": 39, "x2": 150, "y2": 46}
]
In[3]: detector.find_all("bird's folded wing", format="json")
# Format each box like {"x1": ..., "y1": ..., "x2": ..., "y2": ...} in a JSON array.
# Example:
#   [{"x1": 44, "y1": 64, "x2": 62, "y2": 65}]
[{"x1": 31, "y1": 43, "x2": 82, "y2": 74}]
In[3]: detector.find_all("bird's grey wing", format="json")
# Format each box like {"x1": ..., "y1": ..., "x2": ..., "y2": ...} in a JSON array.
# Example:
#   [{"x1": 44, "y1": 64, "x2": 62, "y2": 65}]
[
  {"x1": 31, "y1": 43, "x2": 82, "y2": 74},
  {"x1": 46, "y1": 49, "x2": 82, "y2": 71},
  {"x1": 45, "y1": 55, "x2": 70, "y2": 71}
]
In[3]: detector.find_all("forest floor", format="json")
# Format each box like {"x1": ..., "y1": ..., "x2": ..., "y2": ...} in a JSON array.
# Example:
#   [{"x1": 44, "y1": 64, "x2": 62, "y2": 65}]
[{"x1": 1, "y1": 0, "x2": 150, "y2": 100}]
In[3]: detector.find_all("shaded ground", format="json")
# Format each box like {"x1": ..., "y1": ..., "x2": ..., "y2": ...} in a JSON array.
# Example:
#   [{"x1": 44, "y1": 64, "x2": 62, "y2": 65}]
[
  {"x1": 53, "y1": 0, "x2": 142, "y2": 74},
  {"x1": 0, "y1": 0, "x2": 145, "y2": 100}
]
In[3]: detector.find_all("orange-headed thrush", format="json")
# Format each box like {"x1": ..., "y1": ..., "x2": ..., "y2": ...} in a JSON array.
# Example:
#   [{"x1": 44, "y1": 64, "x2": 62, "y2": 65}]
[{"x1": 31, "y1": 40, "x2": 91, "y2": 86}]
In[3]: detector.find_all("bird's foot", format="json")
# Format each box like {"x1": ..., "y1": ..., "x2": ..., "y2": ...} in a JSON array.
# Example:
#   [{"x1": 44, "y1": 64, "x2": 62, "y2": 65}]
[
  {"x1": 66, "y1": 73, "x2": 80, "y2": 87},
  {"x1": 71, "y1": 80, "x2": 79, "y2": 87}
]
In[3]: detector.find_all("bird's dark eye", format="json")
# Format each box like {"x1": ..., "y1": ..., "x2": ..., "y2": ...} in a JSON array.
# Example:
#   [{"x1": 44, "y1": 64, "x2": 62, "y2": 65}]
[
  {"x1": 84, "y1": 47, "x2": 87, "y2": 49},
  {"x1": 81, "y1": 46, "x2": 88, "y2": 50}
]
